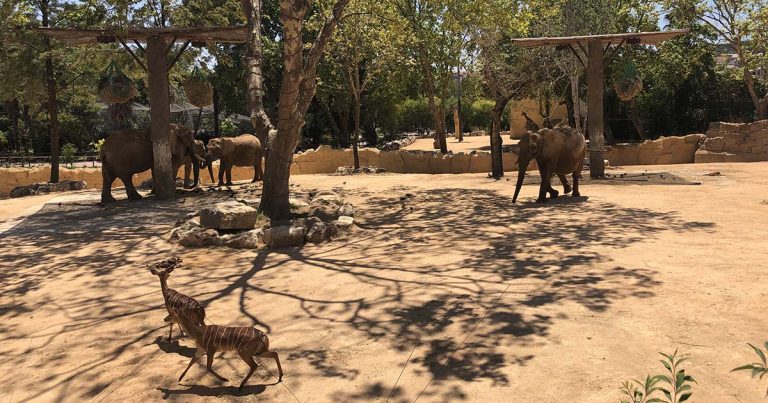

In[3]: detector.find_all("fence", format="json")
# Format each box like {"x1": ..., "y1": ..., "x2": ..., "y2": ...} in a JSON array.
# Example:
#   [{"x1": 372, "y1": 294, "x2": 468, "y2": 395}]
[{"x1": 0, "y1": 154, "x2": 101, "y2": 168}]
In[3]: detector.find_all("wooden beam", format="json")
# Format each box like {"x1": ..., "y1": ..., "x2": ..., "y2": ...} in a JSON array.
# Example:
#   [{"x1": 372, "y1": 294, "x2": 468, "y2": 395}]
[
  {"x1": 132, "y1": 40, "x2": 145, "y2": 53},
  {"x1": 587, "y1": 39, "x2": 606, "y2": 178},
  {"x1": 146, "y1": 35, "x2": 175, "y2": 199},
  {"x1": 604, "y1": 39, "x2": 626, "y2": 65},
  {"x1": 116, "y1": 36, "x2": 147, "y2": 73},
  {"x1": 167, "y1": 40, "x2": 192, "y2": 71},
  {"x1": 164, "y1": 35, "x2": 178, "y2": 56},
  {"x1": 567, "y1": 44, "x2": 586, "y2": 69}
]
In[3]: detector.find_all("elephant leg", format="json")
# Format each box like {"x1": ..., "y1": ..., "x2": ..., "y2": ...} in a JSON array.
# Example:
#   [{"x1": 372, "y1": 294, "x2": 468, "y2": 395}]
[
  {"x1": 183, "y1": 158, "x2": 192, "y2": 189},
  {"x1": 536, "y1": 168, "x2": 550, "y2": 203},
  {"x1": 101, "y1": 165, "x2": 116, "y2": 203},
  {"x1": 225, "y1": 162, "x2": 234, "y2": 186},
  {"x1": 217, "y1": 161, "x2": 226, "y2": 187},
  {"x1": 251, "y1": 162, "x2": 259, "y2": 183},
  {"x1": 558, "y1": 174, "x2": 572, "y2": 194},
  {"x1": 572, "y1": 171, "x2": 581, "y2": 197},
  {"x1": 193, "y1": 162, "x2": 200, "y2": 188},
  {"x1": 123, "y1": 175, "x2": 143, "y2": 200}
]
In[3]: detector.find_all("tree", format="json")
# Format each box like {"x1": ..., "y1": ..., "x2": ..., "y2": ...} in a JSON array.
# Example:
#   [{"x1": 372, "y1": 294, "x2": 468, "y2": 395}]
[
  {"x1": 326, "y1": 0, "x2": 403, "y2": 168},
  {"x1": 243, "y1": 0, "x2": 274, "y2": 144},
  {"x1": 259, "y1": 0, "x2": 352, "y2": 220},
  {"x1": 692, "y1": 0, "x2": 768, "y2": 119}
]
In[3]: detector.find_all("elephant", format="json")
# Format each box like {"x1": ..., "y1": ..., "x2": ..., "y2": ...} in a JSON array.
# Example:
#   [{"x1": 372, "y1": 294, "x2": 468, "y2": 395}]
[
  {"x1": 100, "y1": 124, "x2": 204, "y2": 203},
  {"x1": 205, "y1": 134, "x2": 263, "y2": 186},
  {"x1": 182, "y1": 140, "x2": 206, "y2": 188},
  {"x1": 512, "y1": 126, "x2": 586, "y2": 203}
]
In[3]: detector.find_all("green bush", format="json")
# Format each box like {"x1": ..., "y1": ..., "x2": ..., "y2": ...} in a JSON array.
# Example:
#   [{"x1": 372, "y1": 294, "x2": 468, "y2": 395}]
[
  {"x1": 731, "y1": 342, "x2": 768, "y2": 396},
  {"x1": 220, "y1": 117, "x2": 239, "y2": 137},
  {"x1": 61, "y1": 143, "x2": 78, "y2": 168},
  {"x1": 90, "y1": 138, "x2": 105, "y2": 154},
  {"x1": 463, "y1": 98, "x2": 495, "y2": 131},
  {"x1": 620, "y1": 349, "x2": 695, "y2": 403},
  {"x1": 395, "y1": 97, "x2": 432, "y2": 134}
]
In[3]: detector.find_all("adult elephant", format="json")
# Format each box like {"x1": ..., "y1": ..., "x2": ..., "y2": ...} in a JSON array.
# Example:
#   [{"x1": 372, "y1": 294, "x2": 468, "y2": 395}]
[
  {"x1": 512, "y1": 126, "x2": 586, "y2": 203},
  {"x1": 182, "y1": 140, "x2": 206, "y2": 189},
  {"x1": 100, "y1": 124, "x2": 204, "y2": 203},
  {"x1": 205, "y1": 134, "x2": 263, "y2": 186}
]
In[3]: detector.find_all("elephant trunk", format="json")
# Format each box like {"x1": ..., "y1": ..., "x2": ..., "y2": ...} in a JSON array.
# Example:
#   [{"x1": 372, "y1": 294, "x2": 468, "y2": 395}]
[
  {"x1": 512, "y1": 158, "x2": 528, "y2": 203},
  {"x1": 206, "y1": 155, "x2": 215, "y2": 183}
]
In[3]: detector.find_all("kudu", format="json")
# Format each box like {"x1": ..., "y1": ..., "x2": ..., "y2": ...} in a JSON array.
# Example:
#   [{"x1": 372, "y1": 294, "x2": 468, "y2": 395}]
[{"x1": 148, "y1": 257, "x2": 206, "y2": 340}]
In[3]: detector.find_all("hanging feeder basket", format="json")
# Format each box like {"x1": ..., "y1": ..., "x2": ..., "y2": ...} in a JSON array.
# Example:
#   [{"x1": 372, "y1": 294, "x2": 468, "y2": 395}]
[
  {"x1": 613, "y1": 60, "x2": 643, "y2": 101},
  {"x1": 183, "y1": 66, "x2": 213, "y2": 108},
  {"x1": 97, "y1": 61, "x2": 136, "y2": 104}
]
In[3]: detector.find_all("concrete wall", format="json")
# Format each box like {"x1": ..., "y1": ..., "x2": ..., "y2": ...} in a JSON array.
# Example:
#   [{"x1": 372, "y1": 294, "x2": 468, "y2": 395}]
[
  {"x1": 508, "y1": 98, "x2": 573, "y2": 139},
  {"x1": 1, "y1": 147, "x2": 531, "y2": 197},
  {"x1": 695, "y1": 120, "x2": 768, "y2": 163},
  {"x1": 605, "y1": 134, "x2": 704, "y2": 166}
]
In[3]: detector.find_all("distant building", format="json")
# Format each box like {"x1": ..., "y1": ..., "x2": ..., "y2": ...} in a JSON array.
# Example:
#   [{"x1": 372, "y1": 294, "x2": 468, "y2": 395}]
[{"x1": 713, "y1": 43, "x2": 765, "y2": 79}]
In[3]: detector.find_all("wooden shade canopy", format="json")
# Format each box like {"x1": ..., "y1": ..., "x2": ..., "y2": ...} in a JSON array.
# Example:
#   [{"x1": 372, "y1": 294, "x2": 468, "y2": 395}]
[
  {"x1": 511, "y1": 29, "x2": 690, "y2": 48},
  {"x1": 35, "y1": 26, "x2": 247, "y2": 200},
  {"x1": 510, "y1": 29, "x2": 689, "y2": 178},
  {"x1": 33, "y1": 26, "x2": 248, "y2": 45}
]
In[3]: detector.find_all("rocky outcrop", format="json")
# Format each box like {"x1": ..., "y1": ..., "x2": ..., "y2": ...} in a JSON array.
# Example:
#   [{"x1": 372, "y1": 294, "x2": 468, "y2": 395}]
[
  {"x1": 696, "y1": 120, "x2": 768, "y2": 163},
  {"x1": 606, "y1": 134, "x2": 704, "y2": 166},
  {"x1": 9, "y1": 180, "x2": 87, "y2": 198},
  {"x1": 379, "y1": 135, "x2": 417, "y2": 151},
  {"x1": 200, "y1": 201, "x2": 259, "y2": 230}
]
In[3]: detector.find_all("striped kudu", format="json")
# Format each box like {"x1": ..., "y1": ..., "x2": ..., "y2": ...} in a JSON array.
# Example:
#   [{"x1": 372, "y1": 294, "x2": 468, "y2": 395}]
[
  {"x1": 171, "y1": 308, "x2": 283, "y2": 390},
  {"x1": 148, "y1": 257, "x2": 206, "y2": 340}
]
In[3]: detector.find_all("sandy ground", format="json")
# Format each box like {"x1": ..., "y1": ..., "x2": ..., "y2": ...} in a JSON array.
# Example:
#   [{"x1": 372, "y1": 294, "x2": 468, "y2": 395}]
[
  {"x1": 403, "y1": 135, "x2": 514, "y2": 153},
  {"x1": 1, "y1": 162, "x2": 767, "y2": 402}
]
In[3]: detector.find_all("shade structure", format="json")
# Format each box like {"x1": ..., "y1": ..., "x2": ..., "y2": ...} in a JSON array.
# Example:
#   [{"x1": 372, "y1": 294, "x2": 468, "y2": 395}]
[
  {"x1": 511, "y1": 29, "x2": 690, "y2": 48},
  {"x1": 32, "y1": 26, "x2": 248, "y2": 45}
]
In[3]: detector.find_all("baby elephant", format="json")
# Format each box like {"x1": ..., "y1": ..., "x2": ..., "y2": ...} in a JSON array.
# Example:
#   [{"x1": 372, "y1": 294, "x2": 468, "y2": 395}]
[
  {"x1": 513, "y1": 126, "x2": 586, "y2": 203},
  {"x1": 205, "y1": 134, "x2": 263, "y2": 186}
]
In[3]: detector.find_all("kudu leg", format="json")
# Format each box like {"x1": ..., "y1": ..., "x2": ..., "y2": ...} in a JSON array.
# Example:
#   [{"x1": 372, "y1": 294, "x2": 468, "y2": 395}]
[
  {"x1": 167, "y1": 323, "x2": 174, "y2": 341},
  {"x1": 258, "y1": 351, "x2": 283, "y2": 381},
  {"x1": 179, "y1": 348, "x2": 204, "y2": 382},
  {"x1": 206, "y1": 349, "x2": 229, "y2": 382},
  {"x1": 237, "y1": 351, "x2": 259, "y2": 390}
]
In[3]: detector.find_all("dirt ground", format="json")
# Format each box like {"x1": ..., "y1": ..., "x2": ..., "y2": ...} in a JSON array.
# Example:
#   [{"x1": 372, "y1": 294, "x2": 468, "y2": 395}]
[
  {"x1": 1, "y1": 162, "x2": 767, "y2": 402},
  {"x1": 403, "y1": 135, "x2": 511, "y2": 153}
]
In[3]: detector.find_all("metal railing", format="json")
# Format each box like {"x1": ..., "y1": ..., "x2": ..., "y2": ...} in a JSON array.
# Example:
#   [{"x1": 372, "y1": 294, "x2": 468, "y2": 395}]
[{"x1": 0, "y1": 154, "x2": 101, "y2": 168}]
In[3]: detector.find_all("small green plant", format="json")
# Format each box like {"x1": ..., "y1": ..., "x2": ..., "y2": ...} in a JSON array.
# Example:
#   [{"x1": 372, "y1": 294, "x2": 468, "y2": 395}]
[
  {"x1": 220, "y1": 117, "x2": 238, "y2": 136},
  {"x1": 731, "y1": 342, "x2": 768, "y2": 396},
  {"x1": 620, "y1": 349, "x2": 696, "y2": 403},
  {"x1": 90, "y1": 138, "x2": 105, "y2": 154},
  {"x1": 61, "y1": 143, "x2": 77, "y2": 168}
]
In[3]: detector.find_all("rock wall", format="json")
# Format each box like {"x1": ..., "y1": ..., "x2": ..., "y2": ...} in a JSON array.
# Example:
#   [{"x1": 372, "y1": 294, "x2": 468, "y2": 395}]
[
  {"x1": 695, "y1": 120, "x2": 768, "y2": 163},
  {"x1": 0, "y1": 147, "x2": 530, "y2": 197},
  {"x1": 605, "y1": 134, "x2": 704, "y2": 166}
]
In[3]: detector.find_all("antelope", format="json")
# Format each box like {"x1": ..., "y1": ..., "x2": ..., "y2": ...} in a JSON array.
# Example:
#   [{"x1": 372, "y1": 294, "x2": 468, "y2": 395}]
[
  {"x1": 148, "y1": 257, "x2": 206, "y2": 340},
  {"x1": 171, "y1": 308, "x2": 283, "y2": 390}
]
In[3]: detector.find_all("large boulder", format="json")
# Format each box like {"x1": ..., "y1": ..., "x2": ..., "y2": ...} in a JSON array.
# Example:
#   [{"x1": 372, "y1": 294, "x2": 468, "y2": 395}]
[
  {"x1": 226, "y1": 229, "x2": 265, "y2": 249},
  {"x1": 200, "y1": 201, "x2": 259, "y2": 230},
  {"x1": 9, "y1": 185, "x2": 35, "y2": 198},
  {"x1": 169, "y1": 219, "x2": 221, "y2": 247},
  {"x1": 263, "y1": 225, "x2": 306, "y2": 248}
]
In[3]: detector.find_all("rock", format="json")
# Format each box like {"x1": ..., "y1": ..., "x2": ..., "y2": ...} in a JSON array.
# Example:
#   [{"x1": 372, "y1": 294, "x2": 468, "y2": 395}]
[
  {"x1": 170, "y1": 219, "x2": 221, "y2": 247},
  {"x1": 289, "y1": 197, "x2": 309, "y2": 207},
  {"x1": 703, "y1": 137, "x2": 725, "y2": 152},
  {"x1": 308, "y1": 194, "x2": 343, "y2": 220},
  {"x1": 337, "y1": 203, "x2": 355, "y2": 217},
  {"x1": 336, "y1": 216, "x2": 355, "y2": 231},
  {"x1": 263, "y1": 225, "x2": 306, "y2": 248},
  {"x1": 200, "y1": 201, "x2": 259, "y2": 230},
  {"x1": 50, "y1": 180, "x2": 87, "y2": 192},
  {"x1": 226, "y1": 229, "x2": 265, "y2": 249},
  {"x1": 9, "y1": 185, "x2": 36, "y2": 198},
  {"x1": 305, "y1": 221, "x2": 327, "y2": 244}
]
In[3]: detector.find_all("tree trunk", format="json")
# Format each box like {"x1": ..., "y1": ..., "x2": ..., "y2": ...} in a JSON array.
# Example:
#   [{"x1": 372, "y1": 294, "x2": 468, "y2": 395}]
[
  {"x1": 320, "y1": 98, "x2": 342, "y2": 145},
  {"x1": 213, "y1": 86, "x2": 220, "y2": 136},
  {"x1": 243, "y1": 0, "x2": 274, "y2": 145},
  {"x1": 146, "y1": 36, "x2": 175, "y2": 199},
  {"x1": 570, "y1": 74, "x2": 581, "y2": 132},
  {"x1": 4, "y1": 100, "x2": 19, "y2": 153},
  {"x1": 259, "y1": 0, "x2": 350, "y2": 220},
  {"x1": 41, "y1": 0, "x2": 60, "y2": 183},
  {"x1": 490, "y1": 100, "x2": 507, "y2": 178},
  {"x1": 353, "y1": 94, "x2": 361, "y2": 169},
  {"x1": 423, "y1": 63, "x2": 447, "y2": 153},
  {"x1": 587, "y1": 40, "x2": 605, "y2": 178},
  {"x1": 629, "y1": 97, "x2": 646, "y2": 140}
]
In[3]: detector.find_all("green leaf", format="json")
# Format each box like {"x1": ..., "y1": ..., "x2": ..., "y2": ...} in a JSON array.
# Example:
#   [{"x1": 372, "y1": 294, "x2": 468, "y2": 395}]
[
  {"x1": 763, "y1": 341, "x2": 768, "y2": 353},
  {"x1": 661, "y1": 388, "x2": 672, "y2": 401},
  {"x1": 732, "y1": 364, "x2": 758, "y2": 372},
  {"x1": 661, "y1": 359, "x2": 672, "y2": 372},
  {"x1": 657, "y1": 375, "x2": 672, "y2": 384},
  {"x1": 646, "y1": 399, "x2": 665, "y2": 403},
  {"x1": 679, "y1": 392, "x2": 693, "y2": 401},
  {"x1": 750, "y1": 343, "x2": 767, "y2": 365}
]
